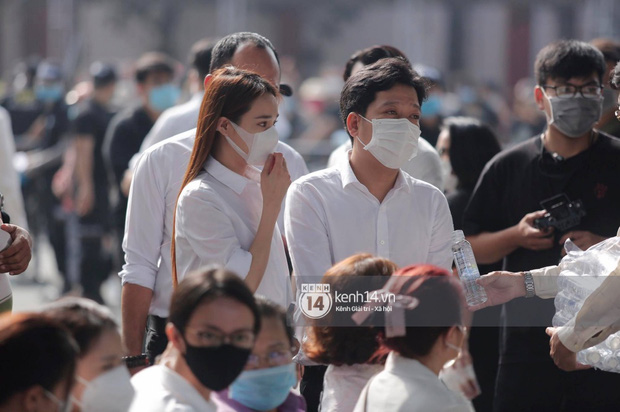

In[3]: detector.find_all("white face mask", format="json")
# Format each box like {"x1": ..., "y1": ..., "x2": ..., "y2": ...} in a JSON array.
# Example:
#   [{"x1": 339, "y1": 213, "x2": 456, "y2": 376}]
[
  {"x1": 441, "y1": 158, "x2": 458, "y2": 194},
  {"x1": 224, "y1": 120, "x2": 279, "y2": 166},
  {"x1": 445, "y1": 325, "x2": 466, "y2": 359},
  {"x1": 357, "y1": 115, "x2": 420, "y2": 169},
  {"x1": 73, "y1": 365, "x2": 135, "y2": 412}
]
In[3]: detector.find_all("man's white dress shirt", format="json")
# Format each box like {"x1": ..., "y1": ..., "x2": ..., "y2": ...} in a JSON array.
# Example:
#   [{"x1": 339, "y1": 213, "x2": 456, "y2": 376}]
[
  {"x1": 353, "y1": 352, "x2": 474, "y2": 412},
  {"x1": 120, "y1": 129, "x2": 306, "y2": 316},
  {"x1": 326, "y1": 137, "x2": 444, "y2": 190},
  {"x1": 321, "y1": 363, "x2": 383, "y2": 412},
  {"x1": 175, "y1": 156, "x2": 292, "y2": 307},
  {"x1": 130, "y1": 365, "x2": 217, "y2": 412},
  {"x1": 285, "y1": 155, "x2": 454, "y2": 284}
]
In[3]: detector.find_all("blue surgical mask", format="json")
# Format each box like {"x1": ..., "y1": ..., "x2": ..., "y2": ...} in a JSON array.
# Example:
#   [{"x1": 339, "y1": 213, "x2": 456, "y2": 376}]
[
  {"x1": 148, "y1": 83, "x2": 180, "y2": 112},
  {"x1": 229, "y1": 363, "x2": 297, "y2": 411},
  {"x1": 35, "y1": 84, "x2": 64, "y2": 103},
  {"x1": 422, "y1": 94, "x2": 442, "y2": 117}
]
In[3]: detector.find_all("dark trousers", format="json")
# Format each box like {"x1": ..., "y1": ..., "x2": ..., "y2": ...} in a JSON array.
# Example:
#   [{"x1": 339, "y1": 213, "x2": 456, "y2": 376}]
[
  {"x1": 494, "y1": 359, "x2": 620, "y2": 412},
  {"x1": 300, "y1": 365, "x2": 327, "y2": 412},
  {"x1": 146, "y1": 315, "x2": 169, "y2": 365}
]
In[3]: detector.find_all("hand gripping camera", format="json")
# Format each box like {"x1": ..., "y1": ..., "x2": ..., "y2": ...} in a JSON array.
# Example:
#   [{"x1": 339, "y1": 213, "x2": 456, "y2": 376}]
[{"x1": 533, "y1": 193, "x2": 586, "y2": 232}]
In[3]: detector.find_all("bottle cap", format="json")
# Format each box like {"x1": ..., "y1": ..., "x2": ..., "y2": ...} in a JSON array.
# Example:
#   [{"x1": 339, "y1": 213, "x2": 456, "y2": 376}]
[{"x1": 452, "y1": 230, "x2": 465, "y2": 244}]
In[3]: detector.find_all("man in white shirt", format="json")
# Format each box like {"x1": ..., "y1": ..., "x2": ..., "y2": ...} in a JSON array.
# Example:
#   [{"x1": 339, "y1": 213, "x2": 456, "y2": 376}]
[
  {"x1": 120, "y1": 32, "x2": 308, "y2": 368},
  {"x1": 285, "y1": 57, "x2": 454, "y2": 410},
  {"x1": 286, "y1": 57, "x2": 453, "y2": 285},
  {"x1": 326, "y1": 45, "x2": 444, "y2": 190}
]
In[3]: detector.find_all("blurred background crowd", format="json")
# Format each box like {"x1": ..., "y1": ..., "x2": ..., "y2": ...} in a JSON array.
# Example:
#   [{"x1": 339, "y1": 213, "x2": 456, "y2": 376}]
[{"x1": 0, "y1": 0, "x2": 619, "y2": 314}]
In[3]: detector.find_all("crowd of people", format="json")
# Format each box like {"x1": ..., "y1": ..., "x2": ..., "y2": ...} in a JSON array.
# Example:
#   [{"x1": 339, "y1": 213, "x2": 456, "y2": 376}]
[{"x1": 1, "y1": 30, "x2": 620, "y2": 412}]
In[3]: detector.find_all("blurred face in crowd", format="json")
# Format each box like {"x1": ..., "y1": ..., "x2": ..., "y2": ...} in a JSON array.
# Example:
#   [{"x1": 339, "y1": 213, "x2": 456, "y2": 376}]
[
  {"x1": 436, "y1": 128, "x2": 450, "y2": 163},
  {"x1": 349, "y1": 83, "x2": 421, "y2": 148},
  {"x1": 139, "y1": 69, "x2": 175, "y2": 112},
  {"x1": 72, "y1": 328, "x2": 125, "y2": 406},
  {"x1": 244, "y1": 316, "x2": 293, "y2": 371}
]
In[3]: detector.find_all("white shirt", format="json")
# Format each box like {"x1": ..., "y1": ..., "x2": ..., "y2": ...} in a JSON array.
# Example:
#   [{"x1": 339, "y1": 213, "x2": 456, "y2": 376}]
[
  {"x1": 321, "y1": 364, "x2": 383, "y2": 412},
  {"x1": 120, "y1": 129, "x2": 307, "y2": 316},
  {"x1": 326, "y1": 137, "x2": 444, "y2": 191},
  {"x1": 353, "y1": 352, "x2": 474, "y2": 412},
  {"x1": 284, "y1": 157, "x2": 454, "y2": 284},
  {"x1": 130, "y1": 365, "x2": 217, "y2": 412},
  {"x1": 175, "y1": 156, "x2": 293, "y2": 307},
  {"x1": 531, "y1": 227, "x2": 620, "y2": 353}
]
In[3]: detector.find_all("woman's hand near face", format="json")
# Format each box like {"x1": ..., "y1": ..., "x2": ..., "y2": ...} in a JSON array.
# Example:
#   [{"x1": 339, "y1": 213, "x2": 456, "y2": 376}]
[{"x1": 261, "y1": 153, "x2": 291, "y2": 211}]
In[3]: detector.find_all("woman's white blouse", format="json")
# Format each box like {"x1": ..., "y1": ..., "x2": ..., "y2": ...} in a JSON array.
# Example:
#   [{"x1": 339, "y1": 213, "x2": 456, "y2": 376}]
[
  {"x1": 321, "y1": 363, "x2": 384, "y2": 412},
  {"x1": 354, "y1": 352, "x2": 474, "y2": 412},
  {"x1": 175, "y1": 156, "x2": 292, "y2": 307}
]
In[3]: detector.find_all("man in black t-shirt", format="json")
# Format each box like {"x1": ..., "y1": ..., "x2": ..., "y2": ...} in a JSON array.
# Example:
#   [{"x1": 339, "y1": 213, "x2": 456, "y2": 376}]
[
  {"x1": 69, "y1": 63, "x2": 117, "y2": 302},
  {"x1": 103, "y1": 52, "x2": 177, "y2": 262},
  {"x1": 464, "y1": 40, "x2": 620, "y2": 411}
]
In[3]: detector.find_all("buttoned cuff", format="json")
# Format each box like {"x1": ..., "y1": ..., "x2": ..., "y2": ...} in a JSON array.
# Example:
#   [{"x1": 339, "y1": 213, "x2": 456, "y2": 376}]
[{"x1": 556, "y1": 321, "x2": 585, "y2": 353}]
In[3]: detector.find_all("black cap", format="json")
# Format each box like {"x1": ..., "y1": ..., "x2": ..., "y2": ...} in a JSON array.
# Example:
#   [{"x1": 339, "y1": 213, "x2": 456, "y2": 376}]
[
  {"x1": 279, "y1": 84, "x2": 293, "y2": 97},
  {"x1": 90, "y1": 62, "x2": 117, "y2": 88}
]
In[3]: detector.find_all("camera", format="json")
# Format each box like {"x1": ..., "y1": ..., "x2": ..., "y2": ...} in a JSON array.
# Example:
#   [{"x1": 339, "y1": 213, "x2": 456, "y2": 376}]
[{"x1": 533, "y1": 194, "x2": 586, "y2": 232}]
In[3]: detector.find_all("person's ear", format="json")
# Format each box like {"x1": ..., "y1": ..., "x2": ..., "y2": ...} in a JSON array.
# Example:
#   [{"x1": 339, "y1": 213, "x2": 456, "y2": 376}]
[
  {"x1": 166, "y1": 323, "x2": 186, "y2": 353},
  {"x1": 534, "y1": 86, "x2": 546, "y2": 111},
  {"x1": 346, "y1": 112, "x2": 362, "y2": 139},
  {"x1": 203, "y1": 74, "x2": 213, "y2": 89},
  {"x1": 216, "y1": 117, "x2": 231, "y2": 137},
  {"x1": 23, "y1": 386, "x2": 45, "y2": 412}
]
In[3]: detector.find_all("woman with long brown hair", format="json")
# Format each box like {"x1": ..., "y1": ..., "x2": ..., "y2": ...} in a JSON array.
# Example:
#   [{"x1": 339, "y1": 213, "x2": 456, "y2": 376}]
[{"x1": 171, "y1": 66, "x2": 292, "y2": 307}]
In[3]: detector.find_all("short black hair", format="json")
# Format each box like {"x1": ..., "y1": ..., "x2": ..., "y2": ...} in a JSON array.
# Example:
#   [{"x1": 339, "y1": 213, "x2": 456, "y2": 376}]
[
  {"x1": 255, "y1": 296, "x2": 294, "y2": 345},
  {"x1": 534, "y1": 40, "x2": 606, "y2": 86},
  {"x1": 189, "y1": 38, "x2": 218, "y2": 81},
  {"x1": 343, "y1": 45, "x2": 409, "y2": 81},
  {"x1": 442, "y1": 117, "x2": 501, "y2": 190},
  {"x1": 210, "y1": 32, "x2": 280, "y2": 72},
  {"x1": 340, "y1": 57, "x2": 428, "y2": 141},
  {"x1": 90, "y1": 62, "x2": 117, "y2": 89},
  {"x1": 46, "y1": 297, "x2": 118, "y2": 357},
  {"x1": 134, "y1": 52, "x2": 175, "y2": 84},
  {"x1": 0, "y1": 313, "x2": 78, "y2": 405},
  {"x1": 611, "y1": 61, "x2": 620, "y2": 90},
  {"x1": 169, "y1": 267, "x2": 260, "y2": 336}
]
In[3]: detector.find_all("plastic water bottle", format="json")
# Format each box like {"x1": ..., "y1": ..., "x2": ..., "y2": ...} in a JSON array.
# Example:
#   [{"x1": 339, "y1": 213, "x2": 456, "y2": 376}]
[{"x1": 452, "y1": 230, "x2": 488, "y2": 306}]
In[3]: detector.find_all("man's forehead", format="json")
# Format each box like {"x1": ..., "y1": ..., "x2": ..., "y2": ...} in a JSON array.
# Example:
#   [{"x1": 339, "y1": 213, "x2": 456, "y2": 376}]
[
  {"x1": 230, "y1": 43, "x2": 280, "y2": 82},
  {"x1": 547, "y1": 73, "x2": 600, "y2": 85},
  {"x1": 373, "y1": 86, "x2": 420, "y2": 107}
]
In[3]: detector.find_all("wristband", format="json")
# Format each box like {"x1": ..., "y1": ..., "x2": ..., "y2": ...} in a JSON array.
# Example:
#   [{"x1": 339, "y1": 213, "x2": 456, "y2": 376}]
[{"x1": 524, "y1": 271, "x2": 536, "y2": 298}]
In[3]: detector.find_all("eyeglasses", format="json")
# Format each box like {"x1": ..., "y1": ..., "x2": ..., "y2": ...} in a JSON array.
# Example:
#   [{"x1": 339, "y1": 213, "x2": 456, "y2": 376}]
[
  {"x1": 542, "y1": 84, "x2": 603, "y2": 100},
  {"x1": 245, "y1": 347, "x2": 295, "y2": 370},
  {"x1": 185, "y1": 327, "x2": 255, "y2": 349}
]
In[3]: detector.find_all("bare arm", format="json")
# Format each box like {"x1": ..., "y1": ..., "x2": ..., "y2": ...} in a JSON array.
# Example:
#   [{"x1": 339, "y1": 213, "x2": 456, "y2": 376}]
[
  {"x1": 121, "y1": 283, "x2": 153, "y2": 357},
  {"x1": 74, "y1": 135, "x2": 96, "y2": 216}
]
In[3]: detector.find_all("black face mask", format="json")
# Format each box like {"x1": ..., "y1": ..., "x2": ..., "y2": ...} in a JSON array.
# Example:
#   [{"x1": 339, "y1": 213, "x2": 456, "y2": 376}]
[{"x1": 184, "y1": 342, "x2": 251, "y2": 391}]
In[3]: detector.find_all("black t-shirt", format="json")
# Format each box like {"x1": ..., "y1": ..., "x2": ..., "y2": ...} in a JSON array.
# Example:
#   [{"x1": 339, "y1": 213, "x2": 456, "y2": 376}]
[
  {"x1": 463, "y1": 132, "x2": 620, "y2": 362},
  {"x1": 103, "y1": 106, "x2": 154, "y2": 229},
  {"x1": 73, "y1": 99, "x2": 114, "y2": 194}
]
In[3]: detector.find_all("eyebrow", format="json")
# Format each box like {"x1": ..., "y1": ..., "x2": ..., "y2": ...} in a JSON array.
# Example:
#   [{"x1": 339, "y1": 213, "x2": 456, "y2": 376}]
[
  {"x1": 199, "y1": 325, "x2": 254, "y2": 334},
  {"x1": 254, "y1": 113, "x2": 280, "y2": 120},
  {"x1": 379, "y1": 100, "x2": 421, "y2": 109}
]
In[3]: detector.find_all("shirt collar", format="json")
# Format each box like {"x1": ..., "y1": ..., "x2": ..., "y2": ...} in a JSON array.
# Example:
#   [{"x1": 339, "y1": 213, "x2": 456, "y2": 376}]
[
  {"x1": 337, "y1": 150, "x2": 411, "y2": 194},
  {"x1": 159, "y1": 365, "x2": 216, "y2": 410},
  {"x1": 205, "y1": 156, "x2": 252, "y2": 195},
  {"x1": 385, "y1": 351, "x2": 438, "y2": 380}
]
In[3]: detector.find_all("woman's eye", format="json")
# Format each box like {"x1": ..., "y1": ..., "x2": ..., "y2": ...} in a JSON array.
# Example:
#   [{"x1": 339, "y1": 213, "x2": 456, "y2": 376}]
[{"x1": 386, "y1": 110, "x2": 397, "y2": 115}]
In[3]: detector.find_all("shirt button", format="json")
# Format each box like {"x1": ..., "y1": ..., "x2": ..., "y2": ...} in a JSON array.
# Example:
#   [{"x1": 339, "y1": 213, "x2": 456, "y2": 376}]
[{"x1": 380, "y1": 240, "x2": 385, "y2": 245}]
